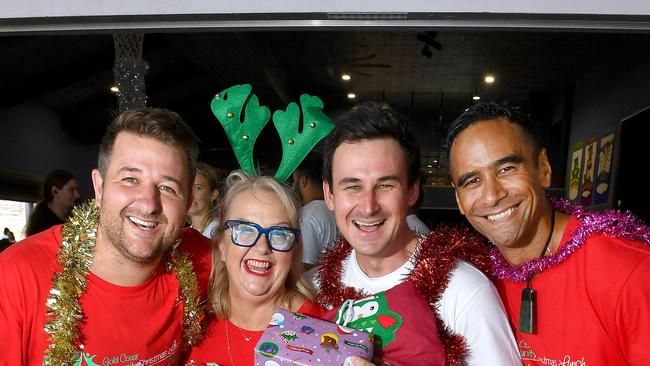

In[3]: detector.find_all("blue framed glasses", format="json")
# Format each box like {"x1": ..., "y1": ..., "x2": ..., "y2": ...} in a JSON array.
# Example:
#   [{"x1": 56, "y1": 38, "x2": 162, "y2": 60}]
[{"x1": 223, "y1": 220, "x2": 300, "y2": 252}]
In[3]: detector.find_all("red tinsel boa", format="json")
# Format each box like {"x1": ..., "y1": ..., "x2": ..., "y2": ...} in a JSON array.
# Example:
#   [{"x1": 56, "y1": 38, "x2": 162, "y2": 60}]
[{"x1": 316, "y1": 225, "x2": 491, "y2": 366}]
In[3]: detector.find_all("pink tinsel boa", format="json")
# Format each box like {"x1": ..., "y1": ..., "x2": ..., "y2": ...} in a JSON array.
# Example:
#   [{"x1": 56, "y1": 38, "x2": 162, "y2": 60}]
[{"x1": 490, "y1": 196, "x2": 650, "y2": 282}]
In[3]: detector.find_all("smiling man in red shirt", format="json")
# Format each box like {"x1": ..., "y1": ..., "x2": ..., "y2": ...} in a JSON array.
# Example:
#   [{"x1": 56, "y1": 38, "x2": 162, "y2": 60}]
[{"x1": 447, "y1": 101, "x2": 650, "y2": 365}]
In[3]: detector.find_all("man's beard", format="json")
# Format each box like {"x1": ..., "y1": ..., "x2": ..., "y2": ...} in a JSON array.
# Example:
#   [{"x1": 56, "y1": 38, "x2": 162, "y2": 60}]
[{"x1": 98, "y1": 206, "x2": 174, "y2": 264}]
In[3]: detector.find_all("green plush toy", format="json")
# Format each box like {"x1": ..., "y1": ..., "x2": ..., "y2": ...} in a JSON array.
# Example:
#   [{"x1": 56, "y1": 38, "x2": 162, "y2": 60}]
[{"x1": 334, "y1": 293, "x2": 403, "y2": 349}]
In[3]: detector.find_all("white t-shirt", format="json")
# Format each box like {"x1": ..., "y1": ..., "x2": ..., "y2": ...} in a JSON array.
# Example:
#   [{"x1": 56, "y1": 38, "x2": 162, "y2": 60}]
[
  {"x1": 197, "y1": 218, "x2": 219, "y2": 239},
  {"x1": 406, "y1": 214, "x2": 431, "y2": 236},
  {"x1": 300, "y1": 200, "x2": 338, "y2": 265},
  {"x1": 313, "y1": 249, "x2": 521, "y2": 366}
]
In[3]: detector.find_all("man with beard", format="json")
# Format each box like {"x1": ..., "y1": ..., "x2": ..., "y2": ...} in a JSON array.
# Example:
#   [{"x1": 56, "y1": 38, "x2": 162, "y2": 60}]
[
  {"x1": 0, "y1": 108, "x2": 212, "y2": 365},
  {"x1": 291, "y1": 152, "x2": 338, "y2": 267},
  {"x1": 315, "y1": 101, "x2": 520, "y2": 365}
]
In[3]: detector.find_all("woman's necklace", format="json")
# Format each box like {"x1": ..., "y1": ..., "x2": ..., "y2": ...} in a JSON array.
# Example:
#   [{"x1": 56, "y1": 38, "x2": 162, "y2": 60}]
[
  {"x1": 43, "y1": 200, "x2": 203, "y2": 365},
  {"x1": 225, "y1": 318, "x2": 263, "y2": 366},
  {"x1": 229, "y1": 320, "x2": 253, "y2": 341},
  {"x1": 225, "y1": 321, "x2": 237, "y2": 366},
  {"x1": 519, "y1": 208, "x2": 555, "y2": 334},
  {"x1": 225, "y1": 321, "x2": 253, "y2": 366}
]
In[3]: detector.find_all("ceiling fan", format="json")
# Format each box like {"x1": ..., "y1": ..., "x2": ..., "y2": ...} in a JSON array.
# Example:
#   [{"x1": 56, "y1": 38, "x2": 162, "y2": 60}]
[
  {"x1": 266, "y1": 35, "x2": 391, "y2": 77},
  {"x1": 323, "y1": 33, "x2": 391, "y2": 78},
  {"x1": 417, "y1": 31, "x2": 442, "y2": 58},
  {"x1": 326, "y1": 53, "x2": 391, "y2": 77},
  {"x1": 325, "y1": 52, "x2": 391, "y2": 77}
]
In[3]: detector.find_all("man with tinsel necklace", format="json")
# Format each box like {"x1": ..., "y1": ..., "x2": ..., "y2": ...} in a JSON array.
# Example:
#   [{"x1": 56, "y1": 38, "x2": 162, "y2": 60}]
[
  {"x1": 446, "y1": 101, "x2": 650, "y2": 365},
  {"x1": 0, "y1": 108, "x2": 212, "y2": 365},
  {"x1": 314, "y1": 101, "x2": 521, "y2": 365}
]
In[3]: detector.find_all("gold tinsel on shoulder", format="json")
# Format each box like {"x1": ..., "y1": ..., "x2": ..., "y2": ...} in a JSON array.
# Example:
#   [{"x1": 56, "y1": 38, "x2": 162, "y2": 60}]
[
  {"x1": 167, "y1": 247, "x2": 204, "y2": 348},
  {"x1": 43, "y1": 200, "x2": 203, "y2": 365},
  {"x1": 44, "y1": 200, "x2": 98, "y2": 365}
]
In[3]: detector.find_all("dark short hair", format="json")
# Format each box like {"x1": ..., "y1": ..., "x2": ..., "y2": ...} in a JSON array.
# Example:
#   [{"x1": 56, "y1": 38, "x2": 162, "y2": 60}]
[
  {"x1": 98, "y1": 108, "x2": 200, "y2": 180},
  {"x1": 42, "y1": 169, "x2": 76, "y2": 203},
  {"x1": 294, "y1": 152, "x2": 324, "y2": 186},
  {"x1": 322, "y1": 101, "x2": 420, "y2": 190},
  {"x1": 445, "y1": 101, "x2": 540, "y2": 157}
]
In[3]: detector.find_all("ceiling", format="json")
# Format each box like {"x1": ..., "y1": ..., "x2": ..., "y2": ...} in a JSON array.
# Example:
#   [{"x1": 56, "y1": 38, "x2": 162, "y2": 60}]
[{"x1": 1, "y1": 29, "x2": 647, "y2": 170}]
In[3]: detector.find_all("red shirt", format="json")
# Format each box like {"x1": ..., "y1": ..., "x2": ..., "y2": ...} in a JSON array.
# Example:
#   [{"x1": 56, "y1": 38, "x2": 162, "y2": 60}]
[
  {"x1": 495, "y1": 216, "x2": 650, "y2": 366},
  {"x1": 0, "y1": 225, "x2": 212, "y2": 365},
  {"x1": 187, "y1": 300, "x2": 325, "y2": 366}
]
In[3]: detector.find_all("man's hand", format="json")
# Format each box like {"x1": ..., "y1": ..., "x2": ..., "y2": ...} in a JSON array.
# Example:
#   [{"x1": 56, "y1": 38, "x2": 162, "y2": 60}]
[{"x1": 350, "y1": 356, "x2": 392, "y2": 366}]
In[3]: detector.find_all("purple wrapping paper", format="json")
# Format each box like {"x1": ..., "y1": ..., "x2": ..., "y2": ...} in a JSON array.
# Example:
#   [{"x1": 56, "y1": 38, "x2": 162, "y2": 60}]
[{"x1": 254, "y1": 308, "x2": 374, "y2": 366}]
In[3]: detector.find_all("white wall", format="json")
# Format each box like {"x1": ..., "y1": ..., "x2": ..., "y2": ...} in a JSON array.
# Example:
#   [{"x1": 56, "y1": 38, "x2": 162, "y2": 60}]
[{"x1": 3, "y1": 0, "x2": 650, "y2": 18}]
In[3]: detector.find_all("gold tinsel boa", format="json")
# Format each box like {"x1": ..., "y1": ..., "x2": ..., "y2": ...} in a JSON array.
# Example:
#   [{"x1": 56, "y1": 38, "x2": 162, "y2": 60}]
[{"x1": 43, "y1": 200, "x2": 202, "y2": 365}]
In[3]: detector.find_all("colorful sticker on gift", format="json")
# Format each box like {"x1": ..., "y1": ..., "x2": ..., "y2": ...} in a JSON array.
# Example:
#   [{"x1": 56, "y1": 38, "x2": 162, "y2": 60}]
[
  {"x1": 258, "y1": 342, "x2": 279, "y2": 358},
  {"x1": 280, "y1": 330, "x2": 298, "y2": 343},
  {"x1": 321, "y1": 333, "x2": 339, "y2": 351},
  {"x1": 268, "y1": 313, "x2": 285, "y2": 327},
  {"x1": 287, "y1": 344, "x2": 314, "y2": 355},
  {"x1": 344, "y1": 340, "x2": 369, "y2": 353}
]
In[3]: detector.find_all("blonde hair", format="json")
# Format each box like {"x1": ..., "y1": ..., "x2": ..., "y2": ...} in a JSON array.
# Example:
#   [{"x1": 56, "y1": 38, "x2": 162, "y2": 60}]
[
  {"x1": 191, "y1": 162, "x2": 220, "y2": 234},
  {"x1": 208, "y1": 170, "x2": 313, "y2": 319}
]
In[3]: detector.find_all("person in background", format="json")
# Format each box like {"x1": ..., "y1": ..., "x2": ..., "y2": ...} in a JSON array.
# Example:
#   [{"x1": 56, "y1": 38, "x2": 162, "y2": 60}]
[
  {"x1": 446, "y1": 101, "x2": 650, "y2": 364},
  {"x1": 2, "y1": 228, "x2": 15, "y2": 243},
  {"x1": 315, "y1": 101, "x2": 520, "y2": 365},
  {"x1": 0, "y1": 108, "x2": 212, "y2": 364},
  {"x1": 188, "y1": 162, "x2": 220, "y2": 239},
  {"x1": 0, "y1": 228, "x2": 14, "y2": 252},
  {"x1": 25, "y1": 169, "x2": 80, "y2": 236},
  {"x1": 187, "y1": 171, "x2": 324, "y2": 366},
  {"x1": 291, "y1": 152, "x2": 337, "y2": 267},
  {"x1": 406, "y1": 179, "x2": 431, "y2": 236}
]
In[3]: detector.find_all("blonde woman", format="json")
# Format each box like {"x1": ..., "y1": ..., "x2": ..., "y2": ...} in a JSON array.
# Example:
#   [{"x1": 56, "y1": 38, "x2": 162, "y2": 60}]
[
  {"x1": 188, "y1": 162, "x2": 220, "y2": 238},
  {"x1": 187, "y1": 171, "x2": 324, "y2": 365}
]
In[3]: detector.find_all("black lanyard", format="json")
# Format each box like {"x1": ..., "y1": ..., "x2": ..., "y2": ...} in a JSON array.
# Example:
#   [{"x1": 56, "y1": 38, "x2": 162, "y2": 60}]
[{"x1": 519, "y1": 208, "x2": 555, "y2": 334}]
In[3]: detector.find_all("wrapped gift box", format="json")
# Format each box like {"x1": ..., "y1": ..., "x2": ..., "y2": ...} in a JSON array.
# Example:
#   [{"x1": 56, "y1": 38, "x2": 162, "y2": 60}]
[{"x1": 254, "y1": 308, "x2": 374, "y2": 366}]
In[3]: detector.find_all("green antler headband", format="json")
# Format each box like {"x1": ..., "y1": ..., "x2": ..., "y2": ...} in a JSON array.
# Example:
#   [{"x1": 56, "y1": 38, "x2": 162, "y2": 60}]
[
  {"x1": 211, "y1": 84, "x2": 335, "y2": 181},
  {"x1": 211, "y1": 84, "x2": 270, "y2": 177}
]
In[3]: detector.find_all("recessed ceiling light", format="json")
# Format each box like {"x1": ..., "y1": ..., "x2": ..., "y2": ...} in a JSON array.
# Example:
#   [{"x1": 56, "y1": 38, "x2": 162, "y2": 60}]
[
  {"x1": 347, "y1": 92, "x2": 356, "y2": 99},
  {"x1": 110, "y1": 86, "x2": 119, "y2": 93},
  {"x1": 433, "y1": 160, "x2": 438, "y2": 163},
  {"x1": 427, "y1": 164, "x2": 432, "y2": 168},
  {"x1": 341, "y1": 74, "x2": 351, "y2": 81},
  {"x1": 472, "y1": 95, "x2": 481, "y2": 101},
  {"x1": 484, "y1": 74, "x2": 495, "y2": 84}
]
